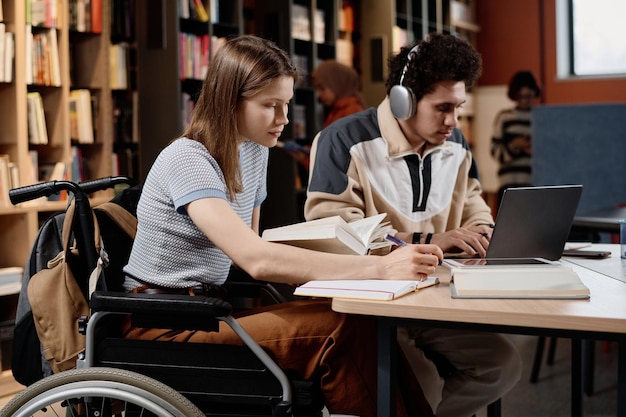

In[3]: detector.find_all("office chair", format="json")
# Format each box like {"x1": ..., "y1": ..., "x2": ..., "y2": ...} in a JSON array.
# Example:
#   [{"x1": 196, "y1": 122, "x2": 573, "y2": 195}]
[{"x1": 530, "y1": 336, "x2": 597, "y2": 396}]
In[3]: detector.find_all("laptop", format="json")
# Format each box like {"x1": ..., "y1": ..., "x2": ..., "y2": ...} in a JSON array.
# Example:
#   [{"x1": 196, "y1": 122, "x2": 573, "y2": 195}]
[{"x1": 450, "y1": 185, "x2": 583, "y2": 263}]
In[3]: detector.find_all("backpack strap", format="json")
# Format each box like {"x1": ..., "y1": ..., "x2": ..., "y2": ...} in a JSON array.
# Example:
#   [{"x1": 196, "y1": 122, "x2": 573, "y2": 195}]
[
  {"x1": 60, "y1": 200, "x2": 102, "y2": 255},
  {"x1": 61, "y1": 201, "x2": 76, "y2": 255},
  {"x1": 94, "y1": 201, "x2": 137, "y2": 239},
  {"x1": 56, "y1": 199, "x2": 102, "y2": 297}
]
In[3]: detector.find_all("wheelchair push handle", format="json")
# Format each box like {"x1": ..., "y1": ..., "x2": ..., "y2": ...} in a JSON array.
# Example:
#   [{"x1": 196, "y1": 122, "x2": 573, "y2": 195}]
[
  {"x1": 9, "y1": 176, "x2": 136, "y2": 205},
  {"x1": 9, "y1": 180, "x2": 82, "y2": 205},
  {"x1": 79, "y1": 176, "x2": 137, "y2": 195}
]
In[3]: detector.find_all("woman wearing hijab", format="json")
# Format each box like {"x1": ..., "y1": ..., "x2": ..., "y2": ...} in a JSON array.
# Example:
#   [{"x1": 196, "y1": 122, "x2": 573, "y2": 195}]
[{"x1": 312, "y1": 60, "x2": 366, "y2": 127}]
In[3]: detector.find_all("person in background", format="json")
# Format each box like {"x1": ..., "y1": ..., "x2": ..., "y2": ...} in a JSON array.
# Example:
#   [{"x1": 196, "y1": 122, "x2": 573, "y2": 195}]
[
  {"x1": 312, "y1": 59, "x2": 367, "y2": 128},
  {"x1": 281, "y1": 60, "x2": 367, "y2": 173},
  {"x1": 491, "y1": 70, "x2": 541, "y2": 205},
  {"x1": 122, "y1": 35, "x2": 443, "y2": 417},
  {"x1": 305, "y1": 33, "x2": 522, "y2": 417}
]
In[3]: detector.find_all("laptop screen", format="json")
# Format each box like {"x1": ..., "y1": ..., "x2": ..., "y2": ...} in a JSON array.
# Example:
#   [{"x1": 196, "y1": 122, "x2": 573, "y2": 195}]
[{"x1": 486, "y1": 185, "x2": 583, "y2": 261}]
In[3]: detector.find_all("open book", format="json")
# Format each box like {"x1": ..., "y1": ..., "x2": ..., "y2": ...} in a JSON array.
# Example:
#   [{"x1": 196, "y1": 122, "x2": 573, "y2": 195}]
[
  {"x1": 445, "y1": 263, "x2": 590, "y2": 299},
  {"x1": 294, "y1": 278, "x2": 439, "y2": 301},
  {"x1": 261, "y1": 213, "x2": 395, "y2": 255}
]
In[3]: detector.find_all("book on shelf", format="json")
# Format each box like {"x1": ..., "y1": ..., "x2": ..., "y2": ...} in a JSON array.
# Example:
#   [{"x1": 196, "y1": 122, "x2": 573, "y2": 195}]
[
  {"x1": 294, "y1": 277, "x2": 439, "y2": 301},
  {"x1": 0, "y1": 154, "x2": 11, "y2": 207},
  {"x1": 339, "y1": 3, "x2": 354, "y2": 32},
  {"x1": 445, "y1": 262, "x2": 591, "y2": 299},
  {"x1": 0, "y1": 155, "x2": 20, "y2": 206},
  {"x1": 0, "y1": 23, "x2": 5, "y2": 82},
  {"x1": 40, "y1": 161, "x2": 68, "y2": 201},
  {"x1": 69, "y1": 0, "x2": 97, "y2": 32},
  {"x1": 192, "y1": 0, "x2": 209, "y2": 22},
  {"x1": 71, "y1": 146, "x2": 85, "y2": 183},
  {"x1": 179, "y1": 32, "x2": 209, "y2": 80},
  {"x1": 111, "y1": 0, "x2": 135, "y2": 42},
  {"x1": 292, "y1": 54, "x2": 309, "y2": 87},
  {"x1": 69, "y1": 89, "x2": 94, "y2": 144},
  {"x1": 91, "y1": 0, "x2": 103, "y2": 33},
  {"x1": 25, "y1": 24, "x2": 33, "y2": 84},
  {"x1": 208, "y1": 0, "x2": 219, "y2": 23},
  {"x1": 291, "y1": 4, "x2": 311, "y2": 41},
  {"x1": 0, "y1": 266, "x2": 23, "y2": 285},
  {"x1": 178, "y1": 0, "x2": 191, "y2": 18},
  {"x1": 261, "y1": 213, "x2": 395, "y2": 255},
  {"x1": 30, "y1": 0, "x2": 50, "y2": 28},
  {"x1": 31, "y1": 28, "x2": 61, "y2": 86},
  {"x1": 335, "y1": 38, "x2": 353, "y2": 67},
  {"x1": 28, "y1": 150, "x2": 40, "y2": 183},
  {"x1": 39, "y1": 161, "x2": 67, "y2": 183},
  {"x1": 8, "y1": 161, "x2": 19, "y2": 190},
  {"x1": 313, "y1": 9, "x2": 325, "y2": 43},
  {"x1": 0, "y1": 266, "x2": 23, "y2": 296},
  {"x1": 392, "y1": 25, "x2": 409, "y2": 53},
  {"x1": 291, "y1": 104, "x2": 307, "y2": 140},
  {"x1": 46, "y1": 28, "x2": 61, "y2": 85},
  {"x1": 27, "y1": 92, "x2": 49, "y2": 145},
  {"x1": 3, "y1": 31, "x2": 14, "y2": 83},
  {"x1": 109, "y1": 43, "x2": 128, "y2": 89}
]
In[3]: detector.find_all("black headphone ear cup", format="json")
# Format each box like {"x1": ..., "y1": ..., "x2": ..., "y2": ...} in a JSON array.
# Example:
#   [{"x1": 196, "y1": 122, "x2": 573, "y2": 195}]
[{"x1": 389, "y1": 85, "x2": 416, "y2": 120}]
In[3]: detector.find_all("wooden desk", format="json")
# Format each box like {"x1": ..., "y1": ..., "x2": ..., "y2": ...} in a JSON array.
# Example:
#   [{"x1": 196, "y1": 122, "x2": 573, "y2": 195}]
[{"x1": 332, "y1": 247, "x2": 626, "y2": 417}]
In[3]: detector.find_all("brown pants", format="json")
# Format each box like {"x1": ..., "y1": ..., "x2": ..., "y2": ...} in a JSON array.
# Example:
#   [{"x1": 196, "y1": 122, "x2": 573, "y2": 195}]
[{"x1": 124, "y1": 299, "x2": 431, "y2": 417}]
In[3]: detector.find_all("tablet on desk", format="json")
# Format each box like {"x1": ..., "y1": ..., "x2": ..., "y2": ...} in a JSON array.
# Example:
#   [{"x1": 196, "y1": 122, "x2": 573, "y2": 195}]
[{"x1": 562, "y1": 249, "x2": 611, "y2": 259}]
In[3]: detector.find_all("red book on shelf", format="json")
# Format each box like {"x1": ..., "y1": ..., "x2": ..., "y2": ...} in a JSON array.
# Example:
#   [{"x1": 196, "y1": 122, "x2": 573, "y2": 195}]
[{"x1": 91, "y1": 0, "x2": 102, "y2": 33}]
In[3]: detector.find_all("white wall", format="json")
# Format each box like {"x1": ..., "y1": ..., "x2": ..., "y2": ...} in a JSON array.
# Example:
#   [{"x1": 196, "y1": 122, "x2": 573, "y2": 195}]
[{"x1": 471, "y1": 85, "x2": 515, "y2": 193}]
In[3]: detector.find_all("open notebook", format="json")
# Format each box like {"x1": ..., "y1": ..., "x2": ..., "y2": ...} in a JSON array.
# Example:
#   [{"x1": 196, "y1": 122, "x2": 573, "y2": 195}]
[{"x1": 293, "y1": 278, "x2": 439, "y2": 301}]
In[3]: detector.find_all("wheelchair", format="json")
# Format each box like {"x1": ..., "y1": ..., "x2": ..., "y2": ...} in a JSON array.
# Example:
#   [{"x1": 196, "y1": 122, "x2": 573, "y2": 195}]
[{"x1": 3, "y1": 177, "x2": 325, "y2": 417}]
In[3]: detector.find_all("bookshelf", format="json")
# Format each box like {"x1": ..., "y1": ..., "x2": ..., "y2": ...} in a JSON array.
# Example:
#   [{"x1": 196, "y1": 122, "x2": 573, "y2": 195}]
[
  {"x1": 0, "y1": 0, "x2": 121, "y2": 269},
  {"x1": 249, "y1": 0, "x2": 359, "y2": 230},
  {"x1": 134, "y1": 1, "x2": 356, "y2": 230},
  {"x1": 252, "y1": 0, "x2": 341, "y2": 145},
  {"x1": 360, "y1": 0, "x2": 480, "y2": 114},
  {"x1": 110, "y1": 0, "x2": 138, "y2": 181},
  {"x1": 134, "y1": 0, "x2": 244, "y2": 182}
]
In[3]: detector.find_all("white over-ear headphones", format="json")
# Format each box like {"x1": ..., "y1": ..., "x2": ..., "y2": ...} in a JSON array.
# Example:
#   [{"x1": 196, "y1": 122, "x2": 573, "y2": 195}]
[{"x1": 389, "y1": 45, "x2": 420, "y2": 120}]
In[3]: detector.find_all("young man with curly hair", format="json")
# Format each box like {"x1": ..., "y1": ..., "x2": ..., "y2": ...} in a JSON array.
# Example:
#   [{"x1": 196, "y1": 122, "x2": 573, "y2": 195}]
[{"x1": 305, "y1": 33, "x2": 522, "y2": 417}]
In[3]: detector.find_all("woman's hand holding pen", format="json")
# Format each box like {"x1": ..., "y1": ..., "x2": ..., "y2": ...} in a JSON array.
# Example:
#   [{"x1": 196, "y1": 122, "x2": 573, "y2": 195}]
[{"x1": 383, "y1": 234, "x2": 443, "y2": 281}]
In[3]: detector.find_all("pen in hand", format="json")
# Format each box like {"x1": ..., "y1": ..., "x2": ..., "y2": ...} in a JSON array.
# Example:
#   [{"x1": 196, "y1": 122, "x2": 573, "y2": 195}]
[
  {"x1": 384, "y1": 234, "x2": 443, "y2": 265},
  {"x1": 384, "y1": 233, "x2": 408, "y2": 247}
]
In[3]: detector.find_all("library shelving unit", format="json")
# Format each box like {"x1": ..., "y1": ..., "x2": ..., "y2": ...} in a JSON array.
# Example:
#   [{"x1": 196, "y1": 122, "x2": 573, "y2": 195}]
[
  {"x1": 134, "y1": 0, "x2": 244, "y2": 183},
  {"x1": 251, "y1": 0, "x2": 348, "y2": 230},
  {"x1": 253, "y1": 0, "x2": 340, "y2": 148},
  {"x1": 0, "y1": 0, "x2": 118, "y2": 269},
  {"x1": 110, "y1": 0, "x2": 139, "y2": 181},
  {"x1": 360, "y1": 0, "x2": 480, "y2": 123},
  {"x1": 135, "y1": 1, "x2": 356, "y2": 231}
]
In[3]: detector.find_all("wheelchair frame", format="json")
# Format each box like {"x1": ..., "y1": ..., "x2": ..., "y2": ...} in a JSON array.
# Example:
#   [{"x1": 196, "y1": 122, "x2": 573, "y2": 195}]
[{"x1": 3, "y1": 177, "x2": 321, "y2": 417}]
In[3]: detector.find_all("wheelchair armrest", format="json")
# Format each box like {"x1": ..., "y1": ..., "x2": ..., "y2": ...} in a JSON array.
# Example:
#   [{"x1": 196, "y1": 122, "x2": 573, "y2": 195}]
[{"x1": 90, "y1": 291, "x2": 233, "y2": 318}]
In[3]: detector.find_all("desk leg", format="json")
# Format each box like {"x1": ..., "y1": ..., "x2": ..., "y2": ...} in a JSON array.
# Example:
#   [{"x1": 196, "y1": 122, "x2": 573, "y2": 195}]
[
  {"x1": 617, "y1": 338, "x2": 626, "y2": 417},
  {"x1": 583, "y1": 340, "x2": 595, "y2": 396},
  {"x1": 571, "y1": 339, "x2": 584, "y2": 417},
  {"x1": 378, "y1": 317, "x2": 397, "y2": 417}
]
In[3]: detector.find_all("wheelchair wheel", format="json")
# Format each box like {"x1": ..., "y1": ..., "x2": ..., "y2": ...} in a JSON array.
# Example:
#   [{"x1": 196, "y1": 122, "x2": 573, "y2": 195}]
[{"x1": 1, "y1": 367, "x2": 205, "y2": 417}]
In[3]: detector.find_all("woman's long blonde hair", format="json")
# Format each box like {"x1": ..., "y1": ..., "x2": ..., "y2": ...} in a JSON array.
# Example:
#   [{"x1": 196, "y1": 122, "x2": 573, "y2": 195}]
[{"x1": 182, "y1": 36, "x2": 297, "y2": 200}]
